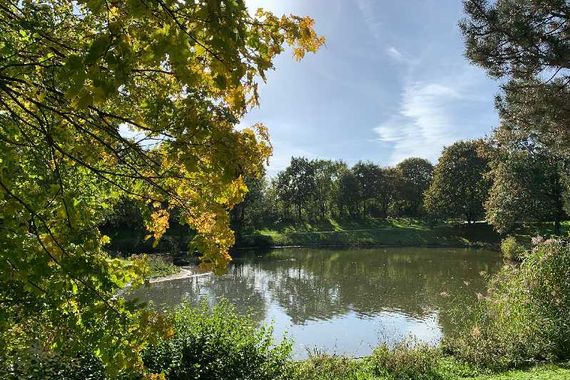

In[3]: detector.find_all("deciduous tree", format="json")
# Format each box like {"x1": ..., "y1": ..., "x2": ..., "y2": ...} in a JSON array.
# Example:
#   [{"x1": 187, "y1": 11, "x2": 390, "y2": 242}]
[
  {"x1": 485, "y1": 129, "x2": 567, "y2": 234},
  {"x1": 396, "y1": 158, "x2": 433, "y2": 217},
  {"x1": 0, "y1": 0, "x2": 323, "y2": 374},
  {"x1": 425, "y1": 140, "x2": 490, "y2": 224},
  {"x1": 275, "y1": 157, "x2": 317, "y2": 221}
]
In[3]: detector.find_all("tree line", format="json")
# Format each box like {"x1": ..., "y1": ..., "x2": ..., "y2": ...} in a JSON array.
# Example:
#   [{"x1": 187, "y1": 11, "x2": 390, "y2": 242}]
[{"x1": 234, "y1": 137, "x2": 569, "y2": 235}]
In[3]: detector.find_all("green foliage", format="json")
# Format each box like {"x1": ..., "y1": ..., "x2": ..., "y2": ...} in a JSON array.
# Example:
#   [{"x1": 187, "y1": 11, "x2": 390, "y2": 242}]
[
  {"x1": 448, "y1": 240, "x2": 570, "y2": 370},
  {"x1": 1, "y1": 352, "x2": 105, "y2": 380},
  {"x1": 292, "y1": 353, "x2": 570, "y2": 380},
  {"x1": 275, "y1": 157, "x2": 318, "y2": 221},
  {"x1": 143, "y1": 301, "x2": 293, "y2": 380},
  {"x1": 231, "y1": 176, "x2": 272, "y2": 233},
  {"x1": 500, "y1": 237, "x2": 526, "y2": 261},
  {"x1": 234, "y1": 156, "x2": 434, "y2": 231},
  {"x1": 461, "y1": 0, "x2": 570, "y2": 169},
  {"x1": 337, "y1": 169, "x2": 362, "y2": 217},
  {"x1": 353, "y1": 161, "x2": 384, "y2": 213},
  {"x1": 293, "y1": 354, "x2": 375, "y2": 380},
  {"x1": 0, "y1": 0, "x2": 323, "y2": 373},
  {"x1": 425, "y1": 140, "x2": 490, "y2": 223},
  {"x1": 132, "y1": 255, "x2": 180, "y2": 279},
  {"x1": 241, "y1": 219, "x2": 499, "y2": 248},
  {"x1": 467, "y1": 364, "x2": 570, "y2": 380},
  {"x1": 312, "y1": 160, "x2": 349, "y2": 220},
  {"x1": 484, "y1": 133, "x2": 567, "y2": 234},
  {"x1": 460, "y1": 0, "x2": 568, "y2": 80},
  {"x1": 370, "y1": 343, "x2": 443, "y2": 380},
  {"x1": 396, "y1": 158, "x2": 434, "y2": 217}
]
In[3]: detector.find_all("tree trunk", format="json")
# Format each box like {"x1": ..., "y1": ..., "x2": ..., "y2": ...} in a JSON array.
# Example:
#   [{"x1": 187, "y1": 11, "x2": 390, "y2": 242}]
[{"x1": 554, "y1": 217, "x2": 561, "y2": 236}]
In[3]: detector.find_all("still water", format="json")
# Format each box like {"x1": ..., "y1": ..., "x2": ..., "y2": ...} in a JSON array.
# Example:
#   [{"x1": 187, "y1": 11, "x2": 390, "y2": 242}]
[{"x1": 132, "y1": 247, "x2": 502, "y2": 358}]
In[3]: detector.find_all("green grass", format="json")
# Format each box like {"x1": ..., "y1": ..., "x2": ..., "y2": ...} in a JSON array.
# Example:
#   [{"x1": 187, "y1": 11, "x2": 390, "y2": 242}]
[
  {"x1": 468, "y1": 365, "x2": 570, "y2": 380},
  {"x1": 239, "y1": 218, "x2": 501, "y2": 249},
  {"x1": 292, "y1": 355, "x2": 570, "y2": 380}
]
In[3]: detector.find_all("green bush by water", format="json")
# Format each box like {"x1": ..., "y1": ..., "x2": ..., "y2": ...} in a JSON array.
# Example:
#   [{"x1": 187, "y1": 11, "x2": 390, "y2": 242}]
[
  {"x1": 143, "y1": 300, "x2": 293, "y2": 380},
  {"x1": 7, "y1": 241, "x2": 570, "y2": 379},
  {"x1": 448, "y1": 240, "x2": 570, "y2": 369},
  {"x1": 126, "y1": 254, "x2": 180, "y2": 278},
  {"x1": 370, "y1": 343, "x2": 444, "y2": 380},
  {"x1": 500, "y1": 236, "x2": 526, "y2": 261}
]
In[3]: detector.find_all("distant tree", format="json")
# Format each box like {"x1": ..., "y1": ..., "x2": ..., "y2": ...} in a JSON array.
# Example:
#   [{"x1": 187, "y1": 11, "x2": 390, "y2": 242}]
[
  {"x1": 396, "y1": 158, "x2": 434, "y2": 217},
  {"x1": 353, "y1": 162, "x2": 383, "y2": 216},
  {"x1": 375, "y1": 167, "x2": 403, "y2": 218},
  {"x1": 312, "y1": 160, "x2": 347, "y2": 220},
  {"x1": 231, "y1": 176, "x2": 268, "y2": 234},
  {"x1": 485, "y1": 130, "x2": 567, "y2": 234},
  {"x1": 461, "y1": 0, "x2": 570, "y2": 156},
  {"x1": 425, "y1": 140, "x2": 490, "y2": 224},
  {"x1": 275, "y1": 157, "x2": 317, "y2": 221},
  {"x1": 337, "y1": 170, "x2": 362, "y2": 217}
]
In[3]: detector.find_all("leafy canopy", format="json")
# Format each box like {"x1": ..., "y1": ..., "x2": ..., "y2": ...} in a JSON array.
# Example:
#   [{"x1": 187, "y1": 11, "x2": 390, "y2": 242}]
[
  {"x1": 0, "y1": 0, "x2": 323, "y2": 374},
  {"x1": 461, "y1": 0, "x2": 570, "y2": 155},
  {"x1": 484, "y1": 128, "x2": 567, "y2": 234},
  {"x1": 424, "y1": 140, "x2": 490, "y2": 223},
  {"x1": 396, "y1": 158, "x2": 433, "y2": 216}
]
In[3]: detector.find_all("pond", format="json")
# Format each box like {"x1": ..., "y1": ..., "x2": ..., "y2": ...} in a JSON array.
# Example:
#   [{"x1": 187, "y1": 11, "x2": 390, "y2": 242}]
[{"x1": 131, "y1": 247, "x2": 502, "y2": 359}]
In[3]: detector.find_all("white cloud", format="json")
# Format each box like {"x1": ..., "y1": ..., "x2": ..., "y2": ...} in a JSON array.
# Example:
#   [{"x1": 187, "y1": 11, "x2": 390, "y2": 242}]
[
  {"x1": 386, "y1": 46, "x2": 403, "y2": 61},
  {"x1": 374, "y1": 82, "x2": 464, "y2": 164}
]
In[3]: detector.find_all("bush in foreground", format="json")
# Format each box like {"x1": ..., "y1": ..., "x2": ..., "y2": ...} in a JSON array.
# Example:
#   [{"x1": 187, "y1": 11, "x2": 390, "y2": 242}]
[
  {"x1": 370, "y1": 342, "x2": 443, "y2": 380},
  {"x1": 292, "y1": 345, "x2": 480, "y2": 380},
  {"x1": 448, "y1": 239, "x2": 570, "y2": 369},
  {"x1": 293, "y1": 354, "x2": 370, "y2": 380},
  {"x1": 143, "y1": 301, "x2": 292, "y2": 380},
  {"x1": 500, "y1": 236, "x2": 526, "y2": 261}
]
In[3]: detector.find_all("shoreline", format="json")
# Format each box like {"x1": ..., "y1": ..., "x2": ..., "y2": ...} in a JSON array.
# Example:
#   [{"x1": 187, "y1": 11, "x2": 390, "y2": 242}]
[
  {"x1": 233, "y1": 242, "x2": 499, "y2": 251},
  {"x1": 149, "y1": 267, "x2": 212, "y2": 283}
]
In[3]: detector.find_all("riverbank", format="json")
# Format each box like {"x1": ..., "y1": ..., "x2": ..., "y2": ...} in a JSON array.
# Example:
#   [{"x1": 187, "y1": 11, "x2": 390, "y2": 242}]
[
  {"x1": 106, "y1": 218, "x2": 569, "y2": 256},
  {"x1": 236, "y1": 219, "x2": 502, "y2": 249},
  {"x1": 294, "y1": 354, "x2": 570, "y2": 380}
]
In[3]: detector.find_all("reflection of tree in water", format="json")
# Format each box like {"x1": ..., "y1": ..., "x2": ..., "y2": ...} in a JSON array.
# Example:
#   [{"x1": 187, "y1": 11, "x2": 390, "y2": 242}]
[
  {"x1": 264, "y1": 265, "x2": 347, "y2": 325},
  {"x1": 254, "y1": 248, "x2": 501, "y2": 335},
  {"x1": 132, "y1": 248, "x2": 502, "y2": 339},
  {"x1": 129, "y1": 265, "x2": 267, "y2": 322}
]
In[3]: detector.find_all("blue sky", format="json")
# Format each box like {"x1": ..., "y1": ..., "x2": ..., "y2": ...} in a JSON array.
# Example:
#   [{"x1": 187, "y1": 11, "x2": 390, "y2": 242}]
[{"x1": 242, "y1": 0, "x2": 500, "y2": 175}]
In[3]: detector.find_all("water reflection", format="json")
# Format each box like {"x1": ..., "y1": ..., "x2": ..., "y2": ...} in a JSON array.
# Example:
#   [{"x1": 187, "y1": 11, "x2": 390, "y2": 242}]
[{"x1": 131, "y1": 247, "x2": 501, "y2": 358}]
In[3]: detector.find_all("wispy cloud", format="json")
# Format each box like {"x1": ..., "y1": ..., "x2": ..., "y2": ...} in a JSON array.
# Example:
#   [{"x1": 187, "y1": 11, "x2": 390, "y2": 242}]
[
  {"x1": 374, "y1": 81, "x2": 467, "y2": 164},
  {"x1": 386, "y1": 46, "x2": 403, "y2": 61}
]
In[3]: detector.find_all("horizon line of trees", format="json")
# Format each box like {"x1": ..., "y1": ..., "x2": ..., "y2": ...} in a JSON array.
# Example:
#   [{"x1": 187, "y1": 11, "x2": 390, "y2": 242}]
[{"x1": 233, "y1": 136, "x2": 569, "y2": 235}]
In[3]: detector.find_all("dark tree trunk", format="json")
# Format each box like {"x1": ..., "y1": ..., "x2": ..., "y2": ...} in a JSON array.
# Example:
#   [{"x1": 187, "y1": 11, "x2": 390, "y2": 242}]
[{"x1": 554, "y1": 217, "x2": 561, "y2": 236}]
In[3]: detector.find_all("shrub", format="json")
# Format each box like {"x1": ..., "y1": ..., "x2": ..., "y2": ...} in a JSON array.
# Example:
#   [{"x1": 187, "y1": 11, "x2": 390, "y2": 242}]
[
  {"x1": 370, "y1": 342, "x2": 443, "y2": 380},
  {"x1": 448, "y1": 239, "x2": 570, "y2": 369},
  {"x1": 500, "y1": 236, "x2": 526, "y2": 261},
  {"x1": 130, "y1": 254, "x2": 180, "y2": 278},
  {"x1": 143, "y1": 300, "x2": 292, "y2": 380},
  {"x1": 1, "y1": 351, "x2": 106, "y2": 380}
]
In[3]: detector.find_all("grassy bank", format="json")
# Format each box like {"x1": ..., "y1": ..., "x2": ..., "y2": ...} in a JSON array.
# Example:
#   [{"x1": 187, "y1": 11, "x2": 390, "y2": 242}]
[
  {"x1": 237, "y1": 219, "x2": 502, "y2": 249},
  {"x1": 474, "y1": 366, "x2": 570, "y2": 380},
  {"x1": 295, "y1": 353, "x2": 570, "y2": 380},
  {"x1": 18, "y1": 299, "x2": 570, "y2": 379},
  {"x1": 105, "y1": 218, "x2": 569, "y2": 253}
]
